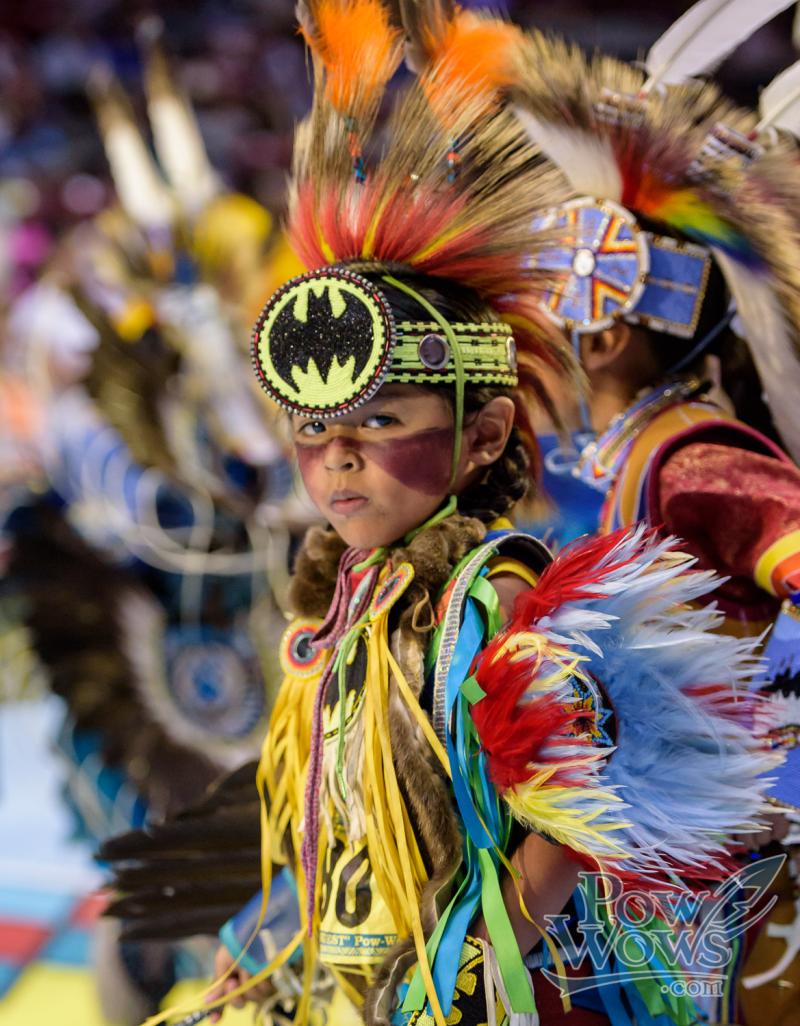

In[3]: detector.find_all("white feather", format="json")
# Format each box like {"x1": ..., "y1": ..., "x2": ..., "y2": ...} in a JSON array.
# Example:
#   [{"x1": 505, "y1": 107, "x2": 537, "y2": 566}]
[
  {"x1": 91, "y1": 67, "x2": 175, "y2": 230},
  {"x1": 512, "y1": 108, "x2": 623, "y2": 199},
  {"x1": 102, "y1": 119, "x2": 175, "y2": 229},
  {"x1": 758, "y1": 58, "x2": 800, "y2": 134},
  {"x1": 144, "y1": 67, "x2": 219, "y2": 215},
  {"x1": 644, "y1": 0, "x2": 795, "y2": 91},
  {"x1": 715, "y1": 249, "x2": 800, "y2": 462}
]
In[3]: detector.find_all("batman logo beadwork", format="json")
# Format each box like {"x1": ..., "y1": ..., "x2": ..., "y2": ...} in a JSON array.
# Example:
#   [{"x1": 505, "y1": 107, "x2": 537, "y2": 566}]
[{"x1": 252, "y1": 268, "x2": 395, "y2": 417}]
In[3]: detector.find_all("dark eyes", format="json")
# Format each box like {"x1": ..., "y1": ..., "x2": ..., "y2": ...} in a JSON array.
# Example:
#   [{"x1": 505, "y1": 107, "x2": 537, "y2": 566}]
[
  {"x1": 297, "y1": 413, "x2": 397, "y2": 437},
  {"x1": 363, "y1": 414, "x2": 396, "y2": 428},
  {"x1": 298, "y1": 421, "x2": 326, "y2": 437}
]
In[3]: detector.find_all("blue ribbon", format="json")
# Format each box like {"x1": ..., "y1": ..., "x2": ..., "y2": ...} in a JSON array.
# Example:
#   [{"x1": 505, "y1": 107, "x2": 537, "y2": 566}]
[{"x1": 444, "y1": 597, "x2": 493, "y2": 849}]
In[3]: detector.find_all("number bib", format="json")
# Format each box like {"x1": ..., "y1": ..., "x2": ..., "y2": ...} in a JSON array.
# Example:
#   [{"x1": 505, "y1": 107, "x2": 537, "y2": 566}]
[
  {"x1": 315, "y1": 565, "x2": 419, "y2": 967},
  {"x1": 318, "y1": 832, "x2": 398, "y2": 966}
]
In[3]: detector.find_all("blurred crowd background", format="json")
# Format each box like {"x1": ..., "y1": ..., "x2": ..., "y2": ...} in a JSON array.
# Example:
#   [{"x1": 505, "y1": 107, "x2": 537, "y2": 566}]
[{"x1": 1, "y1": 0, "x2": 796, "y2": 306}]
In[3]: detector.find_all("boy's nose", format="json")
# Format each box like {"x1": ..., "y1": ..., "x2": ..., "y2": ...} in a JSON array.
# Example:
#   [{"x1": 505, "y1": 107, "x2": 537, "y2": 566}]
[{"x1": 323, "y1": 435, "x2": 361, "y2": 472}]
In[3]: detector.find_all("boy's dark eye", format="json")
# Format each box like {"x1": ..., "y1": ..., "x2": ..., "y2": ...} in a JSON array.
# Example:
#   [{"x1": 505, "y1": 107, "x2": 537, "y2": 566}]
[
  {"x1": 299, "y1": 421, "x2": 326, "y2": 437},
  {"x1": 363, "y1": 414, "x2": 396, "y2": 429}
]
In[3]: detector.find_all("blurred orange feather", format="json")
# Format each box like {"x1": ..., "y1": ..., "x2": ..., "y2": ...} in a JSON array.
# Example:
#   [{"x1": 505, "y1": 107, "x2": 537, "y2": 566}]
[
  {"x1": 422, "y1": 9, "x2": 523, "y2": 116},
  {"x1": 300, "y1": 0, "x2": 403, "y2": 115}
]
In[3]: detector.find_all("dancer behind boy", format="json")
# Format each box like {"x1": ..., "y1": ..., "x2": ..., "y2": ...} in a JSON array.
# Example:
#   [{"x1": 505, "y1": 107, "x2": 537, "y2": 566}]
[
  {"x1": 469, "y1": 12, "x2": 800, "y2": 1021},
  {"x1": 101, "y1": 4, "x2": 785, "y2": 1025}
]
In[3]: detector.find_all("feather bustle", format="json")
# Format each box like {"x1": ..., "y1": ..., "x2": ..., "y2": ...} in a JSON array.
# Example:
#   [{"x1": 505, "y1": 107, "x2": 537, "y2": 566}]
[{"x1": 469, "y1": 526, "x2": 782, "y2": 891}]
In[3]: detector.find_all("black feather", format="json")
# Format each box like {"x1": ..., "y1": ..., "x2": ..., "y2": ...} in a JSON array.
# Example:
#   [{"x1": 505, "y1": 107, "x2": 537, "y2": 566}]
[{"x1": 98, "y1": 762, "x2": 264, "y2": 940}]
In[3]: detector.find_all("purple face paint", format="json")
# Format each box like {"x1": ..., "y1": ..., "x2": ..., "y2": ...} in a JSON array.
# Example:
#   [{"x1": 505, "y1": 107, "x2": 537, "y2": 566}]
[
  {"x1": 294, "y1": 441, "x2": 326, "y2": 480},
  {"x1": 295, "y1": 425, "x2": 454, "y2": 495},
  {"x1": 363, "y1": 426, "x2": 454, "y2": 494}
]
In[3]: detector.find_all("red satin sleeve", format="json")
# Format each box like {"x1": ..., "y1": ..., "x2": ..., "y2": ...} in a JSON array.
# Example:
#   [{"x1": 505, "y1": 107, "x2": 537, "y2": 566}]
[{"x1": 655, "y1": 442, "x2": 800, "y2": 599}]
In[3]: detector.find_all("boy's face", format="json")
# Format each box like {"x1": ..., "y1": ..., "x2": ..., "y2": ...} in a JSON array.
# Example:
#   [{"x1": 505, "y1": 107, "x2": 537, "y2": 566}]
[{"x1": 290, "y1": 384, "x2": 457, "y2": 548}]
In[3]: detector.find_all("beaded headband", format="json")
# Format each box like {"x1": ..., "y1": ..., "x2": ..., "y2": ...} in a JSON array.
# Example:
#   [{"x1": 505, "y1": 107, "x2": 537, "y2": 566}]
[{"x1": 251, "y1": 267, "x2": 517, "y2": 418}]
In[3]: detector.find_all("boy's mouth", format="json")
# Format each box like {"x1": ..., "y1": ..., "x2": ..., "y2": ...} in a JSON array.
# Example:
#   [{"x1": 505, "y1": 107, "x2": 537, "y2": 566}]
[{"x1": 330, "y1": 490, "x2": 369, "y2": 515}]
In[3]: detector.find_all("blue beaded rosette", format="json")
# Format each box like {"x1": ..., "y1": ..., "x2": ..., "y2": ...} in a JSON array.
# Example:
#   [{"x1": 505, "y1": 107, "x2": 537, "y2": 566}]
[{"x1": 536, "y1": 197, "x2": 649, "y2": 333}]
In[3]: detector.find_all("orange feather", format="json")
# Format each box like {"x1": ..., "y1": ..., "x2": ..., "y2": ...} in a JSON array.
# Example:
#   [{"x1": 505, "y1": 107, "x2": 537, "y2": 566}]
[
  {"x1": 422, "y1": 8, "x2": 524, "y2": 117},
  {"x1": 300, "y1": 0, "x2": 403, "y2": 116}
]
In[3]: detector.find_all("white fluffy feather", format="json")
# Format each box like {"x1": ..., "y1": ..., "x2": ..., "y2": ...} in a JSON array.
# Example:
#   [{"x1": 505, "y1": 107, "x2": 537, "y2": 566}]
[
  {"x1": 512, "y1": 108, "x2": 623, "y2": 199},
  {"x1": 645, "y1": 0, "x2": 795, "y2": 91}
]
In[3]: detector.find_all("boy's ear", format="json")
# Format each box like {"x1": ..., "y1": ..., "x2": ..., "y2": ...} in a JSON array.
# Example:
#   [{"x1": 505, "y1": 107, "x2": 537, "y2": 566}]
[
  {"x1": 462, "y1": 395, "x2": 515, "y2": 471},
  {"x1": 580, "y1": 322, "x2": 632, "y2": 372}
]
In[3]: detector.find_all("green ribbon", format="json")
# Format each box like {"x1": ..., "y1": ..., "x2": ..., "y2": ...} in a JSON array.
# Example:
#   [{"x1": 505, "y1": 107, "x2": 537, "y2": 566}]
[
  {"x1": 381, "y1": 275, "x2": 466, "y2": 493},
  {"x1": 477, "y1": 847, "x2": 537, "y2": 1012},
  {"x1": 352, "y1": 547, "x2": 386, "y2": 573},
  {"x1": 468, "y1": 574, "x2": 502, "y2": 633},
  {"x1": 597, "y1": 901, "x2": 695, "y2": 1025},
  {"x1": 459, "y1": 674, "x2": 486, "y2": 705},
  {"x1": 405, "y1": 565, "x2": 539, "y2": 1015},
  {"x1": 403, "y1": 495, "x2": 457, "y2": 545}
]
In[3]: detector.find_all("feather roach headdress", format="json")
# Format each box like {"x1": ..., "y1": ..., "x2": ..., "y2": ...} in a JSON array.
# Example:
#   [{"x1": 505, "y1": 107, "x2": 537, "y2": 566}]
[
  {"x1": 503, "y1": 0, "x2": 800, "y2": 462},
  {"x1": 250, "y1": 0, "x2": 573, "y2": 472}
]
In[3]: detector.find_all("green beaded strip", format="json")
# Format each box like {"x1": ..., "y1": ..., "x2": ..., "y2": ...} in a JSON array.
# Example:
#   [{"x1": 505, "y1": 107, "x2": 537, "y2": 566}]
[{"x1": 388, "y1": 320, "x2": 517, "y2": 386}]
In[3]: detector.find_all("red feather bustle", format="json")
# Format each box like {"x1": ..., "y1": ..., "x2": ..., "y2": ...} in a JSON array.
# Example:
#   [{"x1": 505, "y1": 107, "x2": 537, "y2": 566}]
[
  {"x1": 512, "y1": 528, "x2": 643, "y2": 623},
  {"x1": 471, "y1": 640, "x2": 589, "y2": 793},
  {"x1": 470, "y1": 531, "x2": 638, "y2": 794}
]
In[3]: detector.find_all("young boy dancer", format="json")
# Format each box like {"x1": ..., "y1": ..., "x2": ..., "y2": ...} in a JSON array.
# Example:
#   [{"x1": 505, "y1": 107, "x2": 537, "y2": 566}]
[{"x1": 102, "y1": 5, "x2": 787, "y2": 1025}]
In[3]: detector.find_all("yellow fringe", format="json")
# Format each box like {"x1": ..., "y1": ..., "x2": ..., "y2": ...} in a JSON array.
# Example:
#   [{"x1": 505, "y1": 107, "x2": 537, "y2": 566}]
[
  {"x1": 264, "y1": 664, "x2": 329, "y2": 1026},
  {"x1": 364, "y1": 610, "x2": 448, "y2": 1026},
  {"x1": 385, "y1": 646, "x2": 450, "y2": 776}
]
